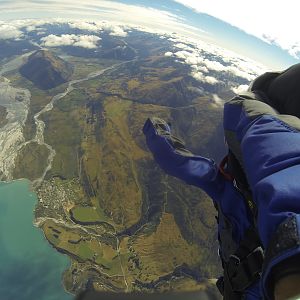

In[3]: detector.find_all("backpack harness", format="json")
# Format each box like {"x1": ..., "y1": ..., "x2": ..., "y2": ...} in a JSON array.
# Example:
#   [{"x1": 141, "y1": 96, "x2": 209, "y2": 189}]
[{"x1": 216, "y1": 152, "x2": 264, "y2": 299}]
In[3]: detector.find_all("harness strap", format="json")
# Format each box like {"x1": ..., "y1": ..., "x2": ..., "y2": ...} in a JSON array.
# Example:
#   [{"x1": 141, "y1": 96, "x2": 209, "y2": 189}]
[
  {"x1": 227, "y1": 227, "x2": 264, "y2": 292},
  {"x1": 217, "y1": 155, "x2": 264, "y2": 298},
  {"x1": 219, "y1": 155, "x2": 234, "y2": 181},
  {"x1": 234, "y1": 227, "x2": 262, "y2": 259},
  {"x1": 220, "y1": 153, "x2": 258, "y2": 218}
]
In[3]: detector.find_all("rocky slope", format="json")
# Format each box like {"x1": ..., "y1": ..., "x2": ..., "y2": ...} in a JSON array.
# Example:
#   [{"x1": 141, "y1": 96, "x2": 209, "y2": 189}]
[{"x1": 20, "y1": 50, "x2": 73, "y2": 90}]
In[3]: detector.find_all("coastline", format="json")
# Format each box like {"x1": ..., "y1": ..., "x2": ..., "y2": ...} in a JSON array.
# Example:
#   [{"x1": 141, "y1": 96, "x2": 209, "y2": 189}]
[{"x1": 0, "y1": 179, "x2": 73, "y2": 299}]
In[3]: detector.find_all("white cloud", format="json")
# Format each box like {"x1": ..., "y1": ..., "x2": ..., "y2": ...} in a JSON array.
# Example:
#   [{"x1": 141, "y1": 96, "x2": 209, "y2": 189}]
[
  {"x1": 212, "y1": 94, "x2": 224, "y2": 106},
  {"x1": 68, "y1": 21, "x2": 128, "y2": 37},
  {"x1": 165, "y1": 52, "x2": 173, "y2": 57},
  {"x1": 105, "y1": 24, "x2": 128, "y2": 37},
  {"x1": 185, "y1": 56, "x2": 203, "y2": 65},
  {"x1": 41, "y1": 34, "x2": 101, "y2": 49},
  {"x1": 109, "y1": 28, "x2": 127, "y2": 37},
  {"x1": 165, "y1": 35, "x2": 267, "y2": 88},
  {"x1": 0, "y1": 23, "x2": 23, "y2": 40},
  {"x1": 205, "y1": 76, "x2": 219, "y2": 85},
  {"x1": 192, "y1": 71, "x2": 218, "y2": 85},
  {"x1": 5, "y1": 17, "x2": 265, "y2": 85},
  {"x1": 174, "y1": 0, "x2": 300, "y2": 58},
  {"x1": 0, "y1": 17, "x2": 268, "y2": 88},
  {"x1": 15, "y1": 19, "x2": 55, "y2": 32},
  {"x1": 5, "y1": 19, "x2": 129, "y2": 40},
  {"x1": 0, "y1": 1, "x2": 206, "y2": 42},
  {"x1": 226, "y1": 66, "x2": 255, "y2": 81},
  {"x1": 203, "y1": 59, "x2": 226, "y2": 72},
  {"x1": 174, "y1": 43, "x2": 194, "y2": 52},
  {"x1": 191, "y1": 64, "x2": 208, "y2": 73},
  {"x1": 68, "y1": 21, "x2": 101, "y2": 32},
  {"x1": 0, "y1": 0, "x2": 296, "y2": 65},
  {"x1": 36, "y1": 31, "x2": 46, "y2": 36},
  {"x1": 72, "y1": 36, "x2": 101, "y2": 48},
  {"x1": 174, "y1": 50, "x2": 191, "y2": 60},
  {"x1": 169, "y1": 38, "x2": 267, "y2": 83},
  {"x1": 26, "y1": 25, "x2": 36, "y2": 32},
  {"x1": 231, "y1": 84, "x2": 249, "y2": 94}
]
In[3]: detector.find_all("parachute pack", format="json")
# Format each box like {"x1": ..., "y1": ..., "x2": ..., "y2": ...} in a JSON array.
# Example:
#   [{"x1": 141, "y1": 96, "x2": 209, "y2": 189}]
[{"x1": 224, "y1": 64, "x2": 300, "y2": 299}]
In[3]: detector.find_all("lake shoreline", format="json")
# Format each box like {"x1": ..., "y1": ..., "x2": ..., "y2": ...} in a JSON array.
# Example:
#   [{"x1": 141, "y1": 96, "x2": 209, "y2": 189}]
[{"x1": 0, "y1": 179, "x2": 73, "y2": 300}]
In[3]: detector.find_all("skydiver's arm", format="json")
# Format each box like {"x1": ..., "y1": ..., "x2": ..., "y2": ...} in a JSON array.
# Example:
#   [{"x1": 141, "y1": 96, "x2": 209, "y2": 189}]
[
  {"x1": 224, "y1": 96, "x2": 300, "y2": 300},
  {"x1": 143, "y1": 118, "x2": 224, "y2": 200}
]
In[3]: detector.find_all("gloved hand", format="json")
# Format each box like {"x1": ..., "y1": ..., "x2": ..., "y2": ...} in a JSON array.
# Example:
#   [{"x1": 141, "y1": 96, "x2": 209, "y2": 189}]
[
  {"x1": 143, "y1": 117, "x2": 171, "y2": 134},
  {"x1": 143, "y1": 117, "x2": 192, "y2": 156},
  {"x1": 143, "y1": 117, "x2": 222, "y2": 199}
]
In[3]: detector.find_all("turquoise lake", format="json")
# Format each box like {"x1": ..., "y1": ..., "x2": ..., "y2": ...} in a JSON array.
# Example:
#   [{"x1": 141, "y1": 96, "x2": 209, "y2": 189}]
[{"x1": 0, "y1": 180, "x2": 73, "y2": 300}]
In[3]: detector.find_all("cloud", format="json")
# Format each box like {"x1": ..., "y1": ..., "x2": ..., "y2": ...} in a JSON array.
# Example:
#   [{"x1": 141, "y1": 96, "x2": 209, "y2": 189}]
[
  {"x1": 0, "y1": 0, "x2": 297, "y2": 64},
  {"x1": 0, "y1": 17, "x2": 267, "y2": 86},
  {"x1": 108, "y1": 26, "x2": 127, "y2": 37},
  {"x1": 191, "y1": 64, "x2": 208, "y2": 73},
  {"x1": 0, "y1": 16, "x2": 268, "y2": 89},
  {"x1": 0, "y1": 23, "x2": 23, "y2": 40},
  {"x1": 41, "y1": 34, "x2": 101, "y2": 49},
  {"x1": 68, "y1": 21, "x2": 128, "y2": 37},
  {"x1": 165, "y1": 35, "x2": 267, "y2": 87},
  {"x1": 202, "y1": 59, "x2": 226, "y2": 72},
  {"x1": 25, "y1": 25, "x2": 36, "y2": 32},
  {"x1": 169, "y1": 37, "x2": 267, "y2": 83},
  {"x1": 0, "y1": 1, "x2": 206, "y2": 42},
  {"x1": 164, "y1": 52, "x2": 173, "y2": 57},
  {"x1": 5, "y1": 19, "x2": 128, "y2": 40},
  {"x1": 192, "y1": 71, "x2": 219, "y2": 85},
  {"x1": 13, "y1": 19, "x2": 54, "y2": 32},
  {"x1": 174, "y1": 50, "x2": 191, "y2": 60},
  {"x1": 231, "y1": 84, "x2": 249, "y2": 94},
  {"x1": 226, "y1": 66, "x2": 255, "y2": 81},
  {"x1": 212, "y1": 94, "x2": 224, "y2": 107},
  {"x1": 68, "y1": 21, "x2": 101, "y2": 32},
  {"x1": 174, "y1": 43, "x2": 195, "y2": 52},
  {"x1": 173, "y1": 0, "x2": 300, "y2": 59},
  {"x1": 205, "y1": 76, "x2": 219, "y2": 84},
  {"x1": 102, "y1": 24, "x2": 128, "y2": 37}
]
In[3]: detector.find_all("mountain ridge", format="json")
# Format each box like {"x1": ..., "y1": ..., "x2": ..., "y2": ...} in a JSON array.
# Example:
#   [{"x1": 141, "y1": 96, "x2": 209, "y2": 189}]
[{"x1": 20, "y1": 49, "x2": 73, "y2": 90}]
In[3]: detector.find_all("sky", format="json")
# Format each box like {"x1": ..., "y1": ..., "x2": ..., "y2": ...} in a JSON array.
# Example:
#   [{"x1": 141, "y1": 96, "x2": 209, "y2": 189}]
[
  {"x1": 0, "y1": 0, "x2": 299, "y2": 69},
  {"x1": 174, "y1": 0, "x2": 300, "y2": 58}
]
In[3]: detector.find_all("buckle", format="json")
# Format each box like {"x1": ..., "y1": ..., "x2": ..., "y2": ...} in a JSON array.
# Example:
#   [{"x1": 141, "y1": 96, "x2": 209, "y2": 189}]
[
  {"x1": 228, "y1": 246, "x2": 264, "y2": 292},
  {"x1": 233, "y1": 179, "x2": 242, "y2": 192},
  {"x1": 229, "y1": 254, "x2": 241, "y2": 266},
  {"x1": 246, "y1": 246, "x2": 264, "y2": 276}
]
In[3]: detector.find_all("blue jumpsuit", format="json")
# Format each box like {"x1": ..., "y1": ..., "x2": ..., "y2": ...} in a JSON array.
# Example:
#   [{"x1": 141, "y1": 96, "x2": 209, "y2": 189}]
[
  {"x1": 143, "y1": 119, "x2": 261, "y2": 299},
  {"x1": 144, "y1": 65, "x2": 300, "y2": 300}
]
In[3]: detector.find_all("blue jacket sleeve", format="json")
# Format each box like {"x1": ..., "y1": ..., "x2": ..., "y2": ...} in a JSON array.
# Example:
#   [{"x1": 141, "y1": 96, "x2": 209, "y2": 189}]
[
  {"x1": 144, "y1": 117, "x2": 261, "y2": 299},
  {"x1": 143, "y1": 118, "x2": 224, "y2": 201},
  {"x1": 224, "y1": 97, "x2": 300, "y2": 299}
]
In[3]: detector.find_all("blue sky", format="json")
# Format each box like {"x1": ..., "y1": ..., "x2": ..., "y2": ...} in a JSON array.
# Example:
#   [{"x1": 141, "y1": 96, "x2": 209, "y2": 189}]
[
  {"x1": 0, "y1": 0, "x2": 298, "y2": 69},
  {"x1": 117, "y1": 0, "x2": 299, "y2": 69}
]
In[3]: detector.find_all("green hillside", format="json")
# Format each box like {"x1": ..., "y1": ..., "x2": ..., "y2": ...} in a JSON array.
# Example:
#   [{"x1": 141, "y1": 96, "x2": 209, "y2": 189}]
[{"x1": 9, "y1": 34, "x2": 226, "y2": 297}]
